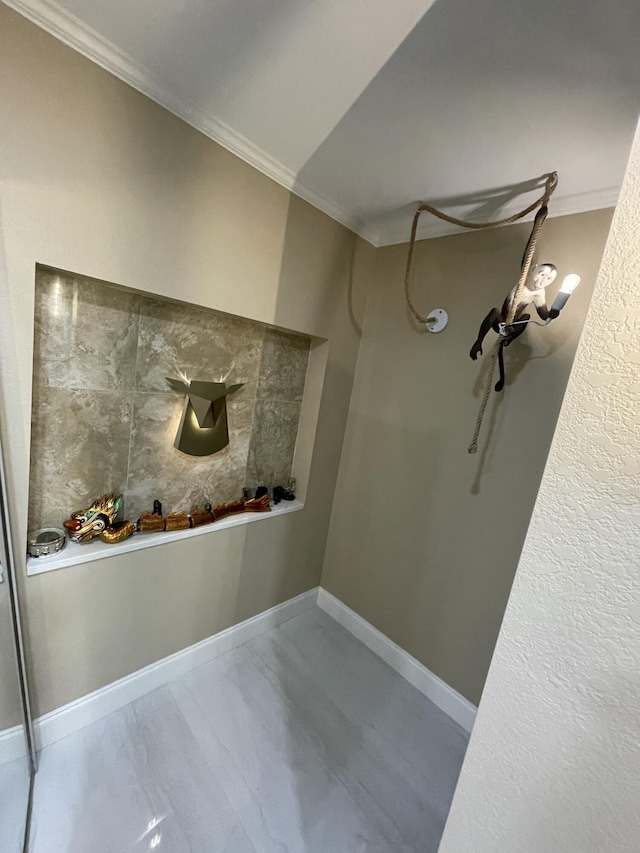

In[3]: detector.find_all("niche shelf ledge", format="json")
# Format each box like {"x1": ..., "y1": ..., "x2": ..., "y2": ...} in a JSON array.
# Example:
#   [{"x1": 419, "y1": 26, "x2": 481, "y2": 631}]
[{"x1": 26, "y1": 500, "x2": 304, "y2": 576}]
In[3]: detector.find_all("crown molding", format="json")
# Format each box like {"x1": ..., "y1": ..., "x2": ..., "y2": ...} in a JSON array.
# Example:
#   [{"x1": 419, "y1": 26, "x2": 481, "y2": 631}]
[
  {"x1": 2, "y1": 1, "x2": 621, "y2": 250},
  {"x1": 2, "y1": 0, "x2": 370, "y2": 239},
  {"x1": 371, "y1": 186, "x2": 620, "y2": 247}
]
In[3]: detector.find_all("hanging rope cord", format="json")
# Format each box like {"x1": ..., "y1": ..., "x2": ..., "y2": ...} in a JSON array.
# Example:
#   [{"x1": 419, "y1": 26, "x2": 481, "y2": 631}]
[{"x1": 403, "y1": 172, "x2": 558, "y2": 454}]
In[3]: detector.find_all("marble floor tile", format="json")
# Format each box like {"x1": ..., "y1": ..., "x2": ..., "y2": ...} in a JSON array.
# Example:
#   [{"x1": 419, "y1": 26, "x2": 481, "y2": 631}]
[
  {"x1": 29, "y1": 691, "x2": 254, "y2": 853},
  {"x1": 246, "y1": 635, "x2": 445, "y2": 851},
  {"x1": 128, "y1": 687, "x2": 256, "y2": 852},
  {"x1": 274, "y1": 609, "x2": 469, "y2": 809},
  {"x1": 28, "y1": 607, "x2": 468, "y2": 853},
  {"x1": 173, "y1": 648, "x2": 401, "y2": 852},
  {"x1": 30, "y1": 707, "x2": 160, "y2": 853},
  {"x1": 0, "y1": 755, "x2": 30, "y2": 853}
]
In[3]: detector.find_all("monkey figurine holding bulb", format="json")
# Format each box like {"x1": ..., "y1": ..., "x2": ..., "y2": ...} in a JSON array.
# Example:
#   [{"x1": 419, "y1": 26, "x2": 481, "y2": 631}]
[{"x1": 469, "y1": 261, "x2": 560, "y2": 392}]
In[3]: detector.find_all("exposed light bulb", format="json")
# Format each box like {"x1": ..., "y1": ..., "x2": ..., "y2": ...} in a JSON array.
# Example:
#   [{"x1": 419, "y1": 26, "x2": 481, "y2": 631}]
[
  {"x1": 549, "y1": 272, "x2": 581, "y2": 317},
  {"x1": 560, "y1": 273, "x2": 581, "y2": 294}
]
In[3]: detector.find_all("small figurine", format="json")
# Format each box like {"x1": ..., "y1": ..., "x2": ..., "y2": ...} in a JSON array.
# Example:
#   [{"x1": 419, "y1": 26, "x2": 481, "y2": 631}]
[
  {"x1": 471, "y1": 262, "x2": 557, "y2": 349},
  {"x1": 212, "y1": 500, "x2": 245, "y2": 521},
  {"x1": 100, "y1": 520, "x2": 136, "y2": 544},
  {"x1": 190, "y1": 507, "x2": 215, "y2": 527},
  {"x1": 137, "y1": 499, "x2": 165, "y2": 532},
  {"x1": 165, "y1": 512, "x2": 190, "y2": 531},
  {"x1": 243, "y1": 495, "x2": 271, "y2": 513},
  {"x1": 273, "y1": 482, "x2": 296, "y2": 504},
  {"x1": 138, "y1": 511, "x2": 165, "y2": 532},
  {"x1": 63, "y1": 494, "x2": 123, "y2": 543},
  {"x1": 114, "y1": 493, "x2": 275, "y2": 541},
  {"x1": 255, "y1": 486, "x2": 268, "y2": 499},
  {"x1": 210, "y1": 503, "x2": 230, "y2": 522}
]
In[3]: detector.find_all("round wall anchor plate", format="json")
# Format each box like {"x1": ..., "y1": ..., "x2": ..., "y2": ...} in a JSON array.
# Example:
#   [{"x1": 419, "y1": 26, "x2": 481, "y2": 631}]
[{"x1": 426, "y1": 308, "x2": 448, "y2": 333}]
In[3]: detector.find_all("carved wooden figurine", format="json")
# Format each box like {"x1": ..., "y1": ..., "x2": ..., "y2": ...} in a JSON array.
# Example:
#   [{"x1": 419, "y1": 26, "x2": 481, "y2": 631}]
[{"x1": 63, "y1": 494, "x2": 123, "y2": 543}]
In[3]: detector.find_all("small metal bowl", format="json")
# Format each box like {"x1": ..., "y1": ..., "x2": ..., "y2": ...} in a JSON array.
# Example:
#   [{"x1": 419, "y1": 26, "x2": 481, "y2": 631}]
[{"x1": 27, "y1": 528, "x2": 66, "y2": 558}]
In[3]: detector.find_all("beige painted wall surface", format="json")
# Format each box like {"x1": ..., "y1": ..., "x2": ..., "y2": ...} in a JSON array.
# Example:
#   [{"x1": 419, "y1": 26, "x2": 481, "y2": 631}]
[
  {"x1": 0, "y1": 585, "x2": 23, "y2": 730},
  {"x1": 0, "y1": 5, "x2": 366, "y2": 716},
  {"x1": 322, "y1": 208, "x2": 613, "y2": 705},
  {"x1": 438, "y1": 122, "x2": 640, "y2": 853}
]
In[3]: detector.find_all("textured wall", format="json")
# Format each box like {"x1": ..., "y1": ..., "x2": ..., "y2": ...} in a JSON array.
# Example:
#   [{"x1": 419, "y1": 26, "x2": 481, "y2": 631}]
[
  {"x1": 439, "y1": 124, "x2": 640, "y2": 852},
  {"x1": 0, "y1": 5, "x2": 365, "y2": 717},
  {"x1": 28, "y1": 266, "x2": 309, "y2": 528},
  {"x1": 322, "y1": 208, "x2": 612, "y2": 705}
]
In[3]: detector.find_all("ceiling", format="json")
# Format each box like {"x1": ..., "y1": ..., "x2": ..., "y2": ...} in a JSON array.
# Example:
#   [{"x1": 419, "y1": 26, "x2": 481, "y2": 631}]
[{"x1": 6, "y1": 0, "x2": 640, "y2": 245}]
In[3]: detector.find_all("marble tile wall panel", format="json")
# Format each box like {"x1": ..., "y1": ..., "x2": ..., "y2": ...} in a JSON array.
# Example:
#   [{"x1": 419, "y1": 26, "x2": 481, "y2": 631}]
[
  {"x1": 29, "y1": 268, "x2": 138, "y2": 530},
  {"x1": 33, "y1": 268, "x2": 141, "y2": 392},
  {"x1": 28, "y1": 387, "x2": 133, "y2": 529},
  {"x1": 124, "y1": 388, "x2": 254, "y2": 520},
  {"x1": 255, "y1": 327, "x2": 310, "y2": 403},
  {"x1": 245, "y1": 328, "x2": 310, "y2": 491},
  {"x1": 28, "y1": 268, "x2": 312, "y2": 532},
  {"x1": 135, "y1": 296, "x2": 264, "y2": 393},
  {"x1": 127, "y1": 297, "x2": 264, "y2": 518},
  {"x1": 245, "y1": 399, "x2": 303, "y2": 489}
]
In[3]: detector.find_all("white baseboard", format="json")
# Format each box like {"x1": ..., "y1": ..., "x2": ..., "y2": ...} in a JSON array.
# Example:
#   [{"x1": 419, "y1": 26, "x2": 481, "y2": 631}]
[
  {"x1": 317, "y1": 589, "x2": 477, "y2": 733},
  {"x1": 34, "y1": 587, "x2": 318, "y2": 751},
  {"x1": 33, "y1": 585, "x2": 474, "y2": 751},
  {"x1": 0, "y1": 724, "x2": 28, "y2": 765}
]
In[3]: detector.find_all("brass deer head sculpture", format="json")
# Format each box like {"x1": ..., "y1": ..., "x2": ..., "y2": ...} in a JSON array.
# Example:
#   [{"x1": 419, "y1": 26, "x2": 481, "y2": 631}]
[{"x1": 166, "y1": 378, "x2": 243, "y2": 457}]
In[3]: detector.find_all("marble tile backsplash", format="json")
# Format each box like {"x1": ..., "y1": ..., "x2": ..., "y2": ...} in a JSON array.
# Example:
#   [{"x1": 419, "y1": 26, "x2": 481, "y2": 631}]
[
  {"x1": 245, "y1": 328, "x2": 310, "y2": 491},
  {"x1": 28, "y1": 267, "x2": 311, "y2": 530}
]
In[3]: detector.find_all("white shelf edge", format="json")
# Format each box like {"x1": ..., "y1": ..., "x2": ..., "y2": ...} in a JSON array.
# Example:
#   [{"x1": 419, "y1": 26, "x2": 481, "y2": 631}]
[{"x1": 26, "y1": 500, "x2": 304, "y2": 576}]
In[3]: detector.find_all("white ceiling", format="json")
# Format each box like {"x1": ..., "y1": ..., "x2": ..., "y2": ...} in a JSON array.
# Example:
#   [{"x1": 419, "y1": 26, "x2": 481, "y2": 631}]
[{"x1": 6, "y1": 0, "x2": 640, "y2": 245}]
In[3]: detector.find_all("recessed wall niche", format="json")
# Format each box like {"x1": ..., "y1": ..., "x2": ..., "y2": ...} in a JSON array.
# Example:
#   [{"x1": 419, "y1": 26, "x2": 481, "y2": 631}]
[{"x1": 28, "y1": 266, "x2": 312, "y2": 532}]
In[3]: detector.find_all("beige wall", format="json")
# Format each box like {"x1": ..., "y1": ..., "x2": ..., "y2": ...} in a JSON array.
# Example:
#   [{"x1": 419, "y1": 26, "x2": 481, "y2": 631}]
[
  {"x1": 322, "y1": 208, "x2": 613, "y2": 705},
  {"x1": 0, "y1": 586, "x2": 23, "y2": 730},
  {"x1": 0, "y1": 5, "x2": 366, "y2": 717},
  {"x1": 439, "y1": 120, "x2": 640, "y2": 853},
  {"x1": 0, "y1": 2, "x2": 619, "y2": 725}
]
